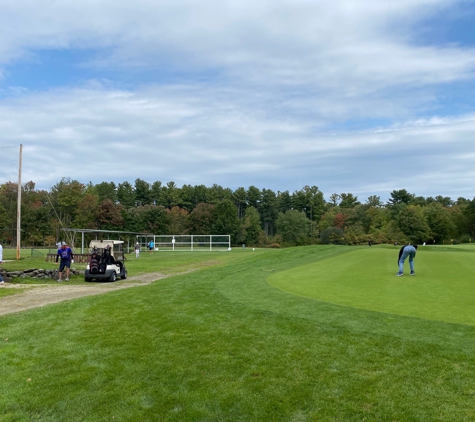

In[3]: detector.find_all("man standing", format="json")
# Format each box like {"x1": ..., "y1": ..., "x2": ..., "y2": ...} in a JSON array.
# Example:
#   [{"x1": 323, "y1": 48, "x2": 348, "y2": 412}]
[
  {"x1": 135, "y1": 242, "x2": 140, "y2": 258},
  {"x1": 0, "y1": 243, "x2": 4, "y2": 285},
  {"x1": 148, "y1": 240, "x2": 154, "y2": 254},
  {"x1": 396, "y1": 244, "x2": 418, "y2": 276},
  {"x1": 56, "y1": 241, "x2": 74, "y2": 282}
]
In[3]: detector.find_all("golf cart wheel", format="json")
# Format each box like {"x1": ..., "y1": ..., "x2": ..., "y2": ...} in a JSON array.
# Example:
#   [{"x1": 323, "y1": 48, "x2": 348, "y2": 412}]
[
  {"x1": 109, "y1": 272, "x2": 117, "y2": 282},
  {"x1": 85, "y1": 277, "x2": 92, "y2": 282},
  {"x1": 121, "y1": 271, "x2": 127, "y2": 280}
]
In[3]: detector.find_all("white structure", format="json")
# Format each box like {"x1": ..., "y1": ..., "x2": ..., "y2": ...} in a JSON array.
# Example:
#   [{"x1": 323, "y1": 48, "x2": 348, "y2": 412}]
[{"x1": 136, "y1": 235, "x2": 231, "y2": 252}]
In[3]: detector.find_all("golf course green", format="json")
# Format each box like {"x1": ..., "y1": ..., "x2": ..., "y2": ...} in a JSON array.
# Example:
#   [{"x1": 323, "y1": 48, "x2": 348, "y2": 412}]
[{"x1": 267, "y1": 245, "x2": 475, "y2": 325}]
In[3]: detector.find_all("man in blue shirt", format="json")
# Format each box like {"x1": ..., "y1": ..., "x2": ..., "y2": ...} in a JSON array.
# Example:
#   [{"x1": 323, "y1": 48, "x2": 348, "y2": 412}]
[
  {"x1": 56, "y1": 241, "x2": 74, "y2": 282},
  {"x1": 396, "y1": 244, "x2": 417, "y2": 276}
]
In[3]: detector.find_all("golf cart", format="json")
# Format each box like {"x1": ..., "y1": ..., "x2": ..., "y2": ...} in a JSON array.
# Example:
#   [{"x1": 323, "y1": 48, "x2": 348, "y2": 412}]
[{"x1": 85, "y1": 240, "x2": 127, "y2": 282}]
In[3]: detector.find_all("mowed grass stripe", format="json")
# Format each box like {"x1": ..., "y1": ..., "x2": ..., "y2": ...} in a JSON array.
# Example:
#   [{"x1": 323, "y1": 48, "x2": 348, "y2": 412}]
[{"x1": 267, "y1": 246, "x2": 475, "y2": 325}]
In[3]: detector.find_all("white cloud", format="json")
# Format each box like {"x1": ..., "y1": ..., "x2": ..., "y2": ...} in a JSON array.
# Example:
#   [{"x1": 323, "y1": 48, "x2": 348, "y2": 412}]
[
  {"x1": 0, "y1": 83, "x2": 474, "y2": 200},
  {"x1": 0, "y1": 0, "x2": 474, "y2": 201}
]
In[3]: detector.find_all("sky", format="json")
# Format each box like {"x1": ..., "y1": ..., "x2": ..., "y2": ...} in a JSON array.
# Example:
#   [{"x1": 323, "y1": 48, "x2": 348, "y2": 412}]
[{"x1": 0, "y1": 0, "x2": 475, "y2": 203}]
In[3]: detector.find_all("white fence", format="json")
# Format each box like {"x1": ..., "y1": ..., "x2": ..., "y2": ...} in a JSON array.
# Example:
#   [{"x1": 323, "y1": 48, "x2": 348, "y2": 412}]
[{"x1": 136, "y1": 235, "x2": 231, "y2": 252}]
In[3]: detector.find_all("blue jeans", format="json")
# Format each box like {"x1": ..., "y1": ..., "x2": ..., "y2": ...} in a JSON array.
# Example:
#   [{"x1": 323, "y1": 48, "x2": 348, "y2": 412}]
[{"x1": 398, "y1": 246, "x2": 416, "y2": 273}]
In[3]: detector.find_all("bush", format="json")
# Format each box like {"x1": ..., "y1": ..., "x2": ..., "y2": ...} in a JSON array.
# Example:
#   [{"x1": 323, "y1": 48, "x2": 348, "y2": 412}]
[{"x1": 320, "y1": 227, "x2": 345, "y2": 244}]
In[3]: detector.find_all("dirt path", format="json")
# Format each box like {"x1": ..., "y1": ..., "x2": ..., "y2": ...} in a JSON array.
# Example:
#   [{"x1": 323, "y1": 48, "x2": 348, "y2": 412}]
[{"x1": 0, "y1": 272, "x2": 168, "y2": 316}]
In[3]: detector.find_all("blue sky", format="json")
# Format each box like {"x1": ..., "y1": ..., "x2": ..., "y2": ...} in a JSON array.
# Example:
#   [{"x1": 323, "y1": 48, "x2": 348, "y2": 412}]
[{"x1": 1, "y1": 0, "x2": 475, "y2": 202}]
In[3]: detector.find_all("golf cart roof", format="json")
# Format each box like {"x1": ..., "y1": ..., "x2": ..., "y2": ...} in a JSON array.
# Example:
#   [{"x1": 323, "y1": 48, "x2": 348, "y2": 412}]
[{"x1": 89, "y1": 240, "x2": 124, "y2": 248}]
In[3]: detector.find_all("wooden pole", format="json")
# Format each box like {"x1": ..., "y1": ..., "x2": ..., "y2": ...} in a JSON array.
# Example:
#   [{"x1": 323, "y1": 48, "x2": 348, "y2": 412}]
[{"x1": 16, "y1": 144, "x2": 22, "y2": 260}]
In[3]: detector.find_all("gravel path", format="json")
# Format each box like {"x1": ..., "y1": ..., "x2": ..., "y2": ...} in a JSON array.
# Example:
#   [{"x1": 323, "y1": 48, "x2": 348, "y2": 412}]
[{"x1": 0, "y1": 272, "x2": 168, "y2": 316}]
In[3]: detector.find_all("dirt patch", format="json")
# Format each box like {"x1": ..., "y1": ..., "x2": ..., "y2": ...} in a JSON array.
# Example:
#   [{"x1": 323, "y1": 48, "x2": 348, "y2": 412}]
[{"x1": 0, "y1": 272, "x2": 168, "y2": 316}]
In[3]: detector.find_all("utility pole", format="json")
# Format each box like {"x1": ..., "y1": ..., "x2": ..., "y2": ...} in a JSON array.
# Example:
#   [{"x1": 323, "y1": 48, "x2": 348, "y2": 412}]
[{"x1": 16, "y1": 144, "x2": 22, "y2": 260}]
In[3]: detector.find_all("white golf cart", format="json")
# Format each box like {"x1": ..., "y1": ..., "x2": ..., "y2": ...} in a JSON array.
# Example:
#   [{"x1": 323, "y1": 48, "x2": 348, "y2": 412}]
[{"x1": 85, "y1": 240, "x2": 127, "y2": 282}]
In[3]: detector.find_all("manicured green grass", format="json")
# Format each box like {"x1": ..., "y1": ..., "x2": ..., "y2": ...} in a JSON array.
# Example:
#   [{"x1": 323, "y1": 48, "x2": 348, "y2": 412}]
[
  {"x1": 267, "y1": 245, "x2": 475, "y2": 325},
  {"x1": 1, "y1": 245, "x2": 475, "y2": 421}
]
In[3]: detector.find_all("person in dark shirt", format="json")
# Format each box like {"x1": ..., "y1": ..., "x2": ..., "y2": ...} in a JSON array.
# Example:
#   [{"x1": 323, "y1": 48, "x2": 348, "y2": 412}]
[
  {"x1": 56, "y1": 241, "x2": 74, "y2": 282},
  {"x1": 396, "y1": 244, "x2": 417, "y2": 276}
]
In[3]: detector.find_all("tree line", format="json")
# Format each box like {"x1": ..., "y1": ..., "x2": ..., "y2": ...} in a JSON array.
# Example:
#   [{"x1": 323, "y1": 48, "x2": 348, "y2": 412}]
[{"x1": 1, "y1": 177, "x2": 475, "y2": 248}]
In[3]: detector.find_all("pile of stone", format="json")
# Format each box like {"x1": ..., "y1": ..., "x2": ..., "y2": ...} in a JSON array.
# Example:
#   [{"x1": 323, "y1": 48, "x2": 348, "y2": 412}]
[{"x1": 0, "y1": 268, "x2": 84, "y2": 282}]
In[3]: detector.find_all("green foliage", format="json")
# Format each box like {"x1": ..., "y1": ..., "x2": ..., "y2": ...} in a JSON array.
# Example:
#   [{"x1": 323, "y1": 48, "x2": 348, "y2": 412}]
[
  {"x1": 188, "y1": 203, "x2": 215, "y2": 235},
  {"x1": 276, "y1": 210, "x2": 310, "y2": 244},
  {"x1": 50, "y1": 178, "x2": 86, "y2": 227},
  {"x1": 387, "y1": 189, "x2": 415, "y2": 206},
  {"x1": 344, "y1": 223, "x2": 367, "y2": 245},
  {"x1": 320, "y1": 226, "x2": 345, "y2": 244},
  {"x1": 396, "y1": 205, "x2": 430, "y2": 244},
  {"x1": 0, "y1": 177, "x2": 474, "y2": 249},
  {"x1": 212, "y1": 199, "x2": 239, "y2": 241},
  {"x1": 134, "y1": 178, "x2": 151, "y2": 205},
  {"x1": 137, "y1": 204, "x2": 169, "y2": 234},
  {"x1": 117, "y1": 181, "x2": 136, "y2": 207},
  {"x1": 95, "y1": 199, "x2": 124, "y2": 230},
  {"x1": 94, "y1": 181, "x2": 117, "y2": 203},
  {"x1": 167, "y1": 206, "x2": 189, "y2": 234},
  {"x1": 339, "y1": 192, "x2": 360, "y2": 208},
  {"x1": 463, "y1": 197, "x2": 475, "y2": 238},
  {"x1": 424, "y1": 203, "x2": 456, "y2": 243},
  {"x1": 238, "y1": 206, "x2": 264, "y2": 245}
]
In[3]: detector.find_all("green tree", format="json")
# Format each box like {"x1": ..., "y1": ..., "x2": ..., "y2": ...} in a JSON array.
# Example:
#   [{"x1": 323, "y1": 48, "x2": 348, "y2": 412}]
[
  {"x1": 50, "y1": 178, "x2": 86, "y2": 230},
  {"x1": 277, "y1": 190, "x2": 292, "y2": 214},
  {"x1": 318, "y1": 207, "x2": 340, "y2": 233},
  {"x1": 292, "y1": 186, "x2": 325, "y2": 221},
  {"x1": 117, "y1": 181, "x2": 136, "y2": 208},
  {"x1": 178, "y1": 184, "x2": 195, "y2": 211},
  {"x1": 150, "y1": 181, "x2": 163, "y2": 206},
  {"x1": 22, "y1": 204, "x2": 52, "y2": 245},
  {"x1": 138, "y1": 205, "x2": 169, "y2": 234},
  {"x1": 167, "y1": 207, "x2": 189, "y2": 234},
  {"x1": 396, "y1": 205, "x2": 430, "y2": 244},
  {"x1": 188, "y1": 203, "x2": 215, "y2": 235},
  {"x1": 365, "y1": 195, "x2": 383, "y2": 208},
  {"x1": 134, "y1": 179, "x2": 151, "y2": 206},
  {"x1": 233, "y1": 187, "x2": 247, "y2": 219},
  {"x1": 95, "y1": 199, "x2": 124, "y2": 231},
  {"x1": 339, "y1": 193, "x2": 360, "y2": 209},
  {"x1": 208, "y1": 184, "x2": 233, "y2": 204},
  {"x1": 163, "y1": 181, "x2": 180, "y2": 208},
  {"x1": 238, "y1": 206, "x2": 264, "y2": 245},
  {"x1": 73, "y1": 194, "x2": 99, "y2": 229},
  {"x1": 276, "y1": 210, "x2": 310, "y2": 244},
  {"x1": 463, "y1": 198, "x2": 475, "y2": 239},
  {"x1": 0, "y1": 182, "x2": 18, "y2": 244},
  {"x1": 212, "y1": 199, "x2": 239, "y2": 242},
  {"x1": 247, "y1": 186, "x2": 261, "y2": 209},
  {"x1": 320, "y1": 227, "x2": 345, "y2": 244},
  {"x1": 259, "y1": 188, "x2": 278, "y2": 236},
  {"x1": 387, "y1": 189, "x2": 415, "y2": 206},
  {"x1": 434, "y1": 195, "x2": 453, "y2": 207},
  {"x1": 424, "y1": 203, "x2": 455, "y2": 243},
  {"x1": 327, "y1": 193, "x2": 341, "y2": 207},
  {"x1": 94, "y1": 181, "x2": 117, "y2": 203}
]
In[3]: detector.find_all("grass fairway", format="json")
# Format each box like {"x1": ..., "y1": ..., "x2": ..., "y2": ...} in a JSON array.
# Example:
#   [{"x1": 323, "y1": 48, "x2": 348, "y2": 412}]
[
  {"x1": 268, "y1": 245, "x2": 475, "y2": 325},
  {"x1": 1, "y1": 246, "x2": 475, "y2": 421}
]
